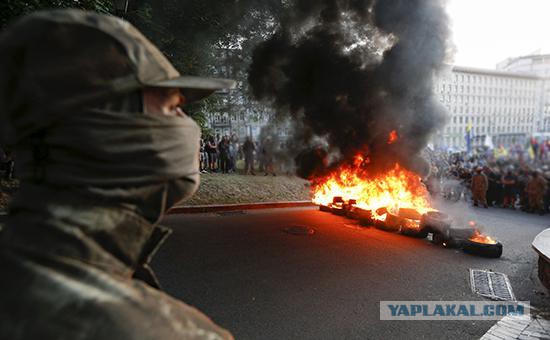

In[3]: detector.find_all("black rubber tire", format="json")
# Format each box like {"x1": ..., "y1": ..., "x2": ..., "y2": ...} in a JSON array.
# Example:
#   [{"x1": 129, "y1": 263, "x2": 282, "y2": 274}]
[
  {"x1": 443, "y1": 238, "x2": 461, "y2": 248},
  {"x1": 421, "y1": 211, "x2": 453, "y2": 233},
  {"x1": 358, "y1": 218, "x2": 374, "y2": 227},
  {"x1": 351, "y1": 208, "x2": 373, "y2": 224},
  {"x1": 376, "y1": 213, "x2": 401, "y2": 232},
  {"x1": 376, "y1": 221, "x2": 400, "y2": 232},
  {"x1": 401, "y1": 227, "x2": 429, "y2": 239},
  {"x1": 432, "y1": 232, "x2": 445, "y2": 245},
  {"x1": 319, "y1": 205, "x2": 331, "y2": 212},
  {"x1": 331, "y1": 208, "x2": 346, "y2": 216},
  {"x1": 462, "y1": 241, "x2": 503, "y2": 258},
  {"x1": 425, "y1": 211, "x2": 450, "y2": 220}
]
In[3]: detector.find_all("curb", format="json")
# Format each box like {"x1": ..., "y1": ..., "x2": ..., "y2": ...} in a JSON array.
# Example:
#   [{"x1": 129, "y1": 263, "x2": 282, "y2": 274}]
[
  {"x1": 167, "y1": 201, "x2": 315, "y2": 214},
  {"x1": 480, "y1": 314, "x2": 550, "y2": 340}
]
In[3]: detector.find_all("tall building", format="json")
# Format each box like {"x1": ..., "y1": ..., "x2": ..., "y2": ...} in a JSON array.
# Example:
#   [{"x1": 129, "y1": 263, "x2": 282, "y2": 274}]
[
  {"x1": 497, "y1": 53, "x2": 550, "y2": 77},
  {"x1": 433, "y1": 65, "x2": 548, "y2": 150},
  {"x1": 497, "y1": 53, "x2": 550, "y2": 133},
  {"x1": 207, "y1": 47, "x2": 275, "y2": 141},
  {"x1": 210, "y1": 47, "x2": 550, "y2": 147}
]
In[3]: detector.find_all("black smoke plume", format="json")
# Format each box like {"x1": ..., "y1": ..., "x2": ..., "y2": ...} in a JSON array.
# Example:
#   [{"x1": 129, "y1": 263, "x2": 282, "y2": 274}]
[{"x1": 249, "y1": 0, "x2": 450, "y2": 179}]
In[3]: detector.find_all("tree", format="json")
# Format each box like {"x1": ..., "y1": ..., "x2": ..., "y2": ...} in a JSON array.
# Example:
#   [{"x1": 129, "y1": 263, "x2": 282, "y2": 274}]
[
  {"x1": 1, "y1": 1, "x2": 287, "y2": 134},
  {"x1": 125, "y1": 1, "x2": 286, "y2": 134},
  {"x1": 0, "y1": 0, "x2": 113, "y2": 28}
]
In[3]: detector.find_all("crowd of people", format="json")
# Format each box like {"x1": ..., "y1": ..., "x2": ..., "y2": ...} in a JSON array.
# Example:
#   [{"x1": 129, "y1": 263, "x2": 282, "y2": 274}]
[
  {"x1": 5, "y1": 132, "x2": 550, "y2": 215},
  {"x1": 199, "y1": 134, "x2": 276, "y2": 176},
  {"x1": 425, "y1": 141, "x2": 550, "y2": 215},
  {"x1": 2, "y1": 134, "x2": 279, "y2": 182}
]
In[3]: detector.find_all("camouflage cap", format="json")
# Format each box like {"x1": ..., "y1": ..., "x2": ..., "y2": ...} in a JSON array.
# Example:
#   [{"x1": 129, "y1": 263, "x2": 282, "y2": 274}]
[
  {"x1": 0, "y1": 9, "x2": 235, "y2": 110},
  {"x1": 0, "y1": 9, "x2": 236, "y2": 143}
]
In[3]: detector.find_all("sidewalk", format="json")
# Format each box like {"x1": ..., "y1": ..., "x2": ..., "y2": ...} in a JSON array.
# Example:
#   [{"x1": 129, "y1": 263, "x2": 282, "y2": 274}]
[{"x1": 481, "y1": 314, "x2": 550, "y2": 340}]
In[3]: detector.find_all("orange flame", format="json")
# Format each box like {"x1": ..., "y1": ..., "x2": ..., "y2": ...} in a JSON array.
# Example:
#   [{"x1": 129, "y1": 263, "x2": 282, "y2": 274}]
[
  {"x1": 388, "y1": 130, "x2": 398, "y2": 144},
  {"x1": 312, "y1": 159, "x2": 433, "y2": 221},
  {"x1": 469, "y1": 229, "x2": 497, "y2": 245}
]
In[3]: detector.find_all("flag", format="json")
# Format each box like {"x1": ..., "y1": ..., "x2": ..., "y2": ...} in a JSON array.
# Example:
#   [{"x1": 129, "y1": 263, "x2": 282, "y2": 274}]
[
  {"x1": 465, "y1": 121, "x2": 472, "y2": 154},
  {"x1": 528, "y1": 144, "x2": 535, "y2": 160}
]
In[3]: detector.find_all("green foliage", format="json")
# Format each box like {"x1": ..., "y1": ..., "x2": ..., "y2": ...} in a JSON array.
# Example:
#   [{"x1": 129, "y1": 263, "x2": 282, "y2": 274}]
[
  {"x1": 0, "y1": 0, "x2": 113, "y2": 28},
  {"x1": 186, "y1": 101, "x2": 214, "y2": 137},
  {"x1": 0, "y1": 1, "x2": 284, "y2": 132},
  {"x1": 126, "y1": 1, "x2": 285, "y2": 131}
]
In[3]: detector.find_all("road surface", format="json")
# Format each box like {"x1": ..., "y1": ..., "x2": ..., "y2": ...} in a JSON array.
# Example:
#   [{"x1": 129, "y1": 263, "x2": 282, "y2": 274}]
[{"x1": 153, "y1": 206, "x2": 550, "y2": 339}]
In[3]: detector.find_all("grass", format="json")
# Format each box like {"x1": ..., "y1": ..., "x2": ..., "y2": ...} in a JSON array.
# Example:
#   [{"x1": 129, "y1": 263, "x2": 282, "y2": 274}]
[
  {"x1": 0, "y1": 175, "x2": 311, "y2": 211},
  {"x1": 183, "y1": 172, "x2": 311, "y2": 206}
]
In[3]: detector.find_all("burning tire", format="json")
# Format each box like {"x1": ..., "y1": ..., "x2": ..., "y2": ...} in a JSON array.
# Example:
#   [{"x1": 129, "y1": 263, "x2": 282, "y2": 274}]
[
  {"x1": 319, "y1": 205, "x2": 331, "y2": 212},
  {"x1": 331, "y1": 206, "x2": 346, "y2": 216},
  {"x1": 462, "y1": 240, "x2": 503, "y2": 258},
  {"x1": 398, "y1": 208, "x2": 422, "y2": 220},
  {"x1": 431, "y1": 231, "x2": 445, "y2": 245},
  {"x1": 330, "y1": 196, "x2": 346, "y2": 216},
  {"x1": 377, "y1": 208, "x2": 427, "y2": 236},
  {"x1": 395, "y1": 208, "x2": 427, "y2": 238},
  {"x1": 376, "y1": 212, "x2": 401, "y2": 232},
  {"x1": 421, "y1": 211, "x2": 452, "y2": 233},
  {"x1": 347, "y1": 206, "x2": 373, "y2": 225},
  {"x1": 430, "y1": 229, "x2": 463, "y2": 248},
  {"x1": 401, "y1": 226, "x2": 429, "y2": 238},
  {"x1": 399, "y1": 214, "x2": 427, "y2": 238}
]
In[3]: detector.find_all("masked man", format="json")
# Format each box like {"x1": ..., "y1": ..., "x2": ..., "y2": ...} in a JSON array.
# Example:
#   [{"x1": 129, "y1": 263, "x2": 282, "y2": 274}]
[{"x1": 0, "y1": 10, "x2": 235, "y2": 339}]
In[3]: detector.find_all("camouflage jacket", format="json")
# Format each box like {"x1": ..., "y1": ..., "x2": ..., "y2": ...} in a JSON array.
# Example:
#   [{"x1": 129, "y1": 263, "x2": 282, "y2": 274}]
[{"x1": 0, "y1": 200, "x2": 232, "y2": 340}]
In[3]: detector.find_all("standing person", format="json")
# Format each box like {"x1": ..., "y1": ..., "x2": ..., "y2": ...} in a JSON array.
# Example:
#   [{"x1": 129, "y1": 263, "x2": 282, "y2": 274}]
[
  {"x1": 493, "y1": 168, "x2": 504, "y2": 207},
  {"x1": 242, "y1": 136, "x2": 256, "y2": 175},
  {"x1": 485, "y1": 167, "x2": 497, "y2": 207},
  {"x1": 0, "y1": 10, "x2": 235, "y2": 340},
  {"x1": 532, "y1": 138, "x2": 540, "y2": 162},
  {"x1": 218, "y1": 136, "x2": 230, "y2": 174},
  {"x1": 199, "y1": 138, "x2": 208, "y2": 173},
  {"x1": 203, "y1": 135, "x2": 212, "y2": 171},
  {"x1": 207, "y1": 135, "x2": 218, "y2": 172},
  {"x1": 215, "y1": 133, "x2": 222, "y2": 171},
  {"x1": 539, "y1": 141, "x2": 547, "y2": 162},
  {"x1": 526, "y1": 170, "x2": 548, "y2": 214},
  {"x1": 517, "y1": 169, "x2": 530, "y2": 211},
  {"x1": 426, "y1": 166, "x2": 441, "y2": 198},
  {"x1": 471, "y1": 167, "x2": 488, "y2": 208},
  {"x1": 229, "y1": 140, "x2": 238, "y2": 173},
  {"x1": 501, "y1": 168, "x2": 517, "y2": 209}
]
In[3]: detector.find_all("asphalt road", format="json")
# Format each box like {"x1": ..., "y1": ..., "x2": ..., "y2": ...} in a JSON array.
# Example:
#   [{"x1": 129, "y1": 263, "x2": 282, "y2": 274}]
[{"x1": 153, "y1": 206, "x2": 550, "y2": 340}]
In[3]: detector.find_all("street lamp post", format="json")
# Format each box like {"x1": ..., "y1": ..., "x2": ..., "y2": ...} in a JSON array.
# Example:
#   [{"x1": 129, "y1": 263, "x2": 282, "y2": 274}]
[{"x1": 113, "y1": 0, "x2": 129, "y2": 18}]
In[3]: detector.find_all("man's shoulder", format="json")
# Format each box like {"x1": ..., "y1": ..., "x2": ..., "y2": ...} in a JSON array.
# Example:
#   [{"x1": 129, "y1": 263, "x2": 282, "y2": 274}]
[{"x1": 0, "y1": 251, "x2": 232, "y2": 340}]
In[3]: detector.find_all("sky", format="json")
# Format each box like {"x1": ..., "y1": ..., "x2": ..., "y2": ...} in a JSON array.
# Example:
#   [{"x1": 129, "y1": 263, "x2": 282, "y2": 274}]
[{"x1": 446, "y1": 0, "x2": 550, "y2": 69}]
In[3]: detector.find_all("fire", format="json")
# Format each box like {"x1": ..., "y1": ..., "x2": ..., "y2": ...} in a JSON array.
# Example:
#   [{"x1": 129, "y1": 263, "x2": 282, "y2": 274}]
[
  {"x1": 469, "y1": 229, "x2": 497, "y2": 245},
  {"x1": 312, "y1": 158, "x2": 433, "y2": 221},
  {"x1": 387, "y1": 130, "x2": 398, "y2": 144}
]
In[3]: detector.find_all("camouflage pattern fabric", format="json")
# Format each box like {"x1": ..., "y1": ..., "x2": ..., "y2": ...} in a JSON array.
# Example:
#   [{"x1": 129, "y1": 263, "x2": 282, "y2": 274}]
[{"x1": 0, "y1": 9, "x2": 233, "y2": 340}]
